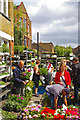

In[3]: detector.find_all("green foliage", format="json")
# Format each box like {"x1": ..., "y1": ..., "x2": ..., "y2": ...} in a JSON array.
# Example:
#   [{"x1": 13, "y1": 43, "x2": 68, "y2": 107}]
[
  {"x1": 0, "y1": 81, "x2": 6, "y2": 85},
  {"x1": 1, "y1": 109, "x2": 17, "y2": 119},
  {"x1": 14, "y1": 4, "x2": 28, "y2": 45},
  {"x1": 54, "y1": 45, "x2": 72, "y2": 56},
  {"x1": 14, "y1": 45, "x2": 25, "y2": 53},
  {"x1": 0, "y1": 44, "x2": 10, "y2": 53},
  {"x1": 39, "y1": 67, "x2": 48, "y2": 75},
  {"x1": 3, "y1": 94, "x2": 29, "y2": 111}
]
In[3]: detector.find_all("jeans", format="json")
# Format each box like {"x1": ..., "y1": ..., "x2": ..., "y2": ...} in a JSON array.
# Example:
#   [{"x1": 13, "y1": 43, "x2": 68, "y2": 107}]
[
  {"x1": 74, "y1": 82, "x2": 80, "y2": 106},
  {"x1": 46, "y1": 91, "x2": 63, "y2": 109}
]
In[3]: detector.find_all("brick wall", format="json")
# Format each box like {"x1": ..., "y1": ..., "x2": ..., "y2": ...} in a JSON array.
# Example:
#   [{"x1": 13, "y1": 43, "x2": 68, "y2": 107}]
[
  {"x1": 15, "y1": 2, "x2": 32, "y2": 48},
  {"x1": 32, "y1": 43, "x2": 54, "y2": 54}
]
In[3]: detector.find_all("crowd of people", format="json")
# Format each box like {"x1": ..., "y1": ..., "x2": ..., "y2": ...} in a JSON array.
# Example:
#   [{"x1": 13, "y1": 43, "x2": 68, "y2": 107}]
[{"x1": 13, "y1": 56, "x2": 80, "y2": 109}]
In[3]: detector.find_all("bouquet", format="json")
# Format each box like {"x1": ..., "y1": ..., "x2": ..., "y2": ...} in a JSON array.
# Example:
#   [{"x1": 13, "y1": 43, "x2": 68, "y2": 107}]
[
  {"x1": 39, "y1": 67, "x2": 48, "y2": 76},
  {"x1": 21, "y1": 69, "x2": 31, "y2": 81}
]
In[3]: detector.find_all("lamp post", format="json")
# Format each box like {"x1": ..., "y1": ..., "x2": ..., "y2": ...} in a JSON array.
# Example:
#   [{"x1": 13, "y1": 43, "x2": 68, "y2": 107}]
[{"x1": 37, "y1": 32, "x2": 39, "y2": 59}]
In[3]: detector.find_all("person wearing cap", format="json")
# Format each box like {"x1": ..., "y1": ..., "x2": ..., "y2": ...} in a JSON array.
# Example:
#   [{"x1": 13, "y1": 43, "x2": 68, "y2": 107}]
[{"x1": 45, "y1": 84, "x2": 70, "y2": 109}]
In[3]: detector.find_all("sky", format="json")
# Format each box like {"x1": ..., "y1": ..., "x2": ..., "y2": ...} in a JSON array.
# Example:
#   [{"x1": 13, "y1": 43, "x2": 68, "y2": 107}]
[{"x1": 13, "y1": 0, "x2": 80, "y2": 48}]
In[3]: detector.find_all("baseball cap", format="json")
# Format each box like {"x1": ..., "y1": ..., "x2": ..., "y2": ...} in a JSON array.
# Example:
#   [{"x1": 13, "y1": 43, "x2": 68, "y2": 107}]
[{"x1": 64, "y1": 88, "x2": 70, "y2": 96}]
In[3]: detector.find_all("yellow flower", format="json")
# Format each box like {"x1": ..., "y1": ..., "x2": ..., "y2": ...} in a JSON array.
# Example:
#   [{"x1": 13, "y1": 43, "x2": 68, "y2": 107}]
[{"x1": 61, "y1": 95, "x2": 63, "y2": 97}]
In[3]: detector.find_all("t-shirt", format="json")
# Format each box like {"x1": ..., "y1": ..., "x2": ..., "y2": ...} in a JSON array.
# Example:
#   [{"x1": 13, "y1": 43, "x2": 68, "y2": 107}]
[{"x1": 45, "y1": 84, "x2": 64, "y2": 98}]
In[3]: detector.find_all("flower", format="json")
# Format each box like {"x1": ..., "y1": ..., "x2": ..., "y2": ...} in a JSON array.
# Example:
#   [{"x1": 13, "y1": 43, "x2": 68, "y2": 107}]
[
  {"x1": 21, "y1": 97, "x2": 23, "y2": 100},
  {"x1": 21, "y1": 69, "x2": 31, "y2": 80},
  {"x1": 24, "y1": 109, "x2": 28, "y2": 112},
  {"x1": 32, "y1": 114, "x2": 38, "y2": 118},
  {"x1": 26, "y1": 86, "x2": 31, "y2": 91}
]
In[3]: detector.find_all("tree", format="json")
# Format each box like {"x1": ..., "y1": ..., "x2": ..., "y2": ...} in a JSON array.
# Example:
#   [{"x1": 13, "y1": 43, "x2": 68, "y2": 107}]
[
  {"x1": 14, "y1": 5, "x2": 27, "y2": 45},
  {"x1": 54, "y1": 45, "x2": 72, "y2": 56}
]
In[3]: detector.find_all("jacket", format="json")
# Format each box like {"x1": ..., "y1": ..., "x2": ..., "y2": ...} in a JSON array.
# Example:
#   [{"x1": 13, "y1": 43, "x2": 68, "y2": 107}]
[
  {"x1": 55, "y1": 70, "x2": 71, "y2": 86},
  {"x1": 14, "y1": 65, "x2": 25, "y2": 88}
]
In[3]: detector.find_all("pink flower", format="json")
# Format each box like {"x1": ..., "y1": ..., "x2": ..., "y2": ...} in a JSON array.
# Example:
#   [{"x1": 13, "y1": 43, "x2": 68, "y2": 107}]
[
  {"x1": 37, "y1": 104, "x2": 42, "y2": 108},
  {"x1": 16, "y1": 95, "x2": 19, "y2": 97},
  {"x1": 21, "y1": 97, "x2": 23, "y2": 100},
  {"x1": 23, "y1": 74, "x2": 26, "y2": 76},
  {"x1": 28, "y1": 69, "x2": 31, "y2": 72},
  {"x1": 24, "y1": 109, "x2": 28, "y2": 112},
  {"x1": 21, "y1": 113, "x2": 25, "y2": 115}
]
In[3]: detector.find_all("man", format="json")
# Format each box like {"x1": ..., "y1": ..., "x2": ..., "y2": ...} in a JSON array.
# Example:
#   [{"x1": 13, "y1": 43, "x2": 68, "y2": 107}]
[
  {"x1": 72, "y1": 57, "x2": 80, "y2": 106},
  {"x1": 45, "y1": 84, "x2": 70, "y2": 109},
  {"x1": 14, "y1": 60, "x2": 27, "y2": 95}
]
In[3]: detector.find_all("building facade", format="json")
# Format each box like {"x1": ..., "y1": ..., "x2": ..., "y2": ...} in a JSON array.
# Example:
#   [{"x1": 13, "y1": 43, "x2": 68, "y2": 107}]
[
  {"x1": 0, "y1": 0, "x2": 14, "y2": 54},
  {"x1": 14, "y1": 2, "x2": 32, "y2": 48},
  {"x1": 32, "y1": 42, "x2": 54, "y2": 54}
]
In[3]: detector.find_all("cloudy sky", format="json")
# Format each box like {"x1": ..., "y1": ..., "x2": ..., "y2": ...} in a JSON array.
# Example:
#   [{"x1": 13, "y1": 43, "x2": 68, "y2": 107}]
[{"x1": 14, "y1": 0, "x2": 80, "y2": 48}]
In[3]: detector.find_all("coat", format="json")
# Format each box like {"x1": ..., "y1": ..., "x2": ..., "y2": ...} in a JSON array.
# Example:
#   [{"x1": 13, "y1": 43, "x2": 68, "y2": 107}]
[{"x1": 54, "y1": 70, "x2": 71, "y2": 86}]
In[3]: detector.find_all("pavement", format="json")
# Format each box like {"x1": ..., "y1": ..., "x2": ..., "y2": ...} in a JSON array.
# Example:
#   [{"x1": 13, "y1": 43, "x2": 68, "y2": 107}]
[{"x1": 29, "y1": 94, "x2": 43, "y2": 105}]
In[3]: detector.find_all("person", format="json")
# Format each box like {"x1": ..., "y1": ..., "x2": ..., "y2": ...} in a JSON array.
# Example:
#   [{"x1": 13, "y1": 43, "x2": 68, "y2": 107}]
[
  {"x1": 55, "y1": 62, "x2": 71, "y2": 89},
  {"x1": 43, "y1": 60, "x2": 54, "y2": 86},
  {"x1": 32, "y1": 59, "x2": 40, "y2": 97},
  {"x1": 45, "y1": 84, "x2": 70, "y2": 109},
  {"x1": 72, "y1": 57, "x2": 80, "y2": 106},
  {"x1": 14, "y1": 60, "x2": 27, "y2": 96}
]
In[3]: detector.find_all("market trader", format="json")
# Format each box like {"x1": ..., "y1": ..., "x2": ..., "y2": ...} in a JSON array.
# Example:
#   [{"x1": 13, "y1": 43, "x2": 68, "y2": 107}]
[{"x1": 14, "y1": 60, "x2": 27, "y2": 96}]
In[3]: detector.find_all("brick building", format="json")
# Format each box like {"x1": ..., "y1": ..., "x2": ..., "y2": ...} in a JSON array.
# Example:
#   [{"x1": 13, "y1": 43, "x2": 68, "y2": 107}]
[
  {"x1": 14, "y1": 2, "x2": 32, "y2": 48},
  {"x1": 72, "y1": 45, "x2": 80, "y2": 56},
  {"x1": 0, "y1": 0, "x2": 14, "y2": 54},
  {"x1": 32, "y1": 42, "x2": 54, "y2": 54}
]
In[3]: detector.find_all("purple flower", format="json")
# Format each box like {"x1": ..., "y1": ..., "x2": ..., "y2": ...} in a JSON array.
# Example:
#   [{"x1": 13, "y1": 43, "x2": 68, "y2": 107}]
[
  {"x1": 17, "y1": 99, "x2": 20, "y2": 100},
  {"x1": 11, "y1": 94, "x2": 13, "y2": 96}
]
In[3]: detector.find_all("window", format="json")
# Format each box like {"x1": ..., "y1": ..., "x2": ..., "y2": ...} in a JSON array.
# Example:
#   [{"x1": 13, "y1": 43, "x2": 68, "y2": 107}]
[
  {"x1": 19, "y1": 18, "x2": 22, "y2": 28},
  {"x1": 0, "y1": 0, "x2": 8, "y2": 17},
  {"x1": 4, "y1": 0, "x2": 6, "y2": 15},
  {"x1": 23, "y1": 19, "x2": 26, "y2": 28},
  {"x1": 0, "y1": 0, "x2": 1, "y2": 12},
  {"x1": 24, "y1": 36, "x2": 26, "y2": 46}
]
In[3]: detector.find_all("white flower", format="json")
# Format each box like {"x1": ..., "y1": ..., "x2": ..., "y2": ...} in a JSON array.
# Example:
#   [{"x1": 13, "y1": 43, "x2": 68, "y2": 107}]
[
  {"x1": 26, "y1": 87, "x2": 31, "y2": 91},
  {"x1": 29, "y1": 115, "x2": 32, "y2": 118},
  {"x1": 54, "y1": 109, "x2": 60, "y2": 115},
  {"x1": 0, "y1": 62, "x2": 2, "y2": 65},
  {"x1": 62, "y1": 104, "x2": 67, "y2": 110},
  {"x1": 31, "y1": 103, "x2": 36, "y2": 107},
  {"x1": 73, "y1": 106, "x2": 76, "y2": 108}
]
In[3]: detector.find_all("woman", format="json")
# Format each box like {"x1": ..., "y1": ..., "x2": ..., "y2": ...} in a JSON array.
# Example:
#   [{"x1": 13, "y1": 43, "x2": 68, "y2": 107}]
[
  {"x1": 32, "y1": 59, "x2": 40, "y2": 97},
  {"x1": 55, "y1": 62, "x2": 71, "y2": 89}
]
